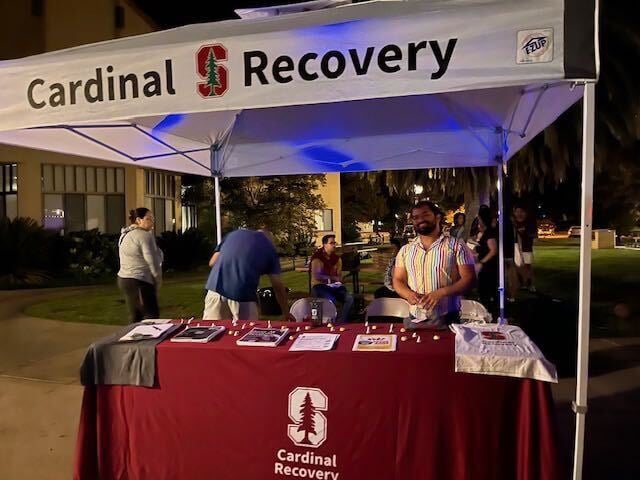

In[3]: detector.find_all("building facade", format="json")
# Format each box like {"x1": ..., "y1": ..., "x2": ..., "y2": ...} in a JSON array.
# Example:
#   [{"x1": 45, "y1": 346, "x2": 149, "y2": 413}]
[
  {"x1": 314, "y1": 173, "x2": 342, "y2": 246},
  {"x1": 0, "y1": 1, "x2": 342, "y2": 241},
  {"x1": 0, "y1": 0, "x2": 182, "y2": 234}
]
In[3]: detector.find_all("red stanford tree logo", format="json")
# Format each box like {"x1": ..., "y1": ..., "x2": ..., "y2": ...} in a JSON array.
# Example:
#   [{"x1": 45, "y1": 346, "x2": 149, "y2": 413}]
[
  {"x1": 298, "y1": 392, "x2": 317, "y2": 445},
  {"x1": 196, "y1": 44, "x2": 228, "y2": 98}
]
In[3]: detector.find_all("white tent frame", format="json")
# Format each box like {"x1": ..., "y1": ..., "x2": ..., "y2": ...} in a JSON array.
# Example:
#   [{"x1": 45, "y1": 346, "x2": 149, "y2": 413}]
[
  {"x1": 0, "y1": 1, "x2": 598, "y2": 478},
  {"x1": 573, "y1": 81, "x2": 594, "y2": 480}
]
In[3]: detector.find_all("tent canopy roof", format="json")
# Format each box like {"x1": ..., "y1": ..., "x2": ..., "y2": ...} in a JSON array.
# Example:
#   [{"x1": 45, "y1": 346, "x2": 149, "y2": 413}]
[{"x1": 0, "y1": 0, "x2": 596, "y2": 177}]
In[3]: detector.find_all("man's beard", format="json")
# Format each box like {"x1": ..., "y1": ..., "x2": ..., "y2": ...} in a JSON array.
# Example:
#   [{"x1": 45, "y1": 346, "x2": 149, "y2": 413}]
[{"x1": 415, "y1": 221, "x2": 437, "y2": 235}]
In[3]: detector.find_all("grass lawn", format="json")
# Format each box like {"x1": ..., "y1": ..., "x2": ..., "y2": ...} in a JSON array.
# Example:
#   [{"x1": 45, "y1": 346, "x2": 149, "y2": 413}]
[
  {"x1": 24, "y1": 270, "x2": 384, "y2": 325},
  {"x1": 529, "y1": 238, "x2": 640, "y2": 335},
  {"x1": 24, "y1": 239, "x2": 640, "y2": 335}
]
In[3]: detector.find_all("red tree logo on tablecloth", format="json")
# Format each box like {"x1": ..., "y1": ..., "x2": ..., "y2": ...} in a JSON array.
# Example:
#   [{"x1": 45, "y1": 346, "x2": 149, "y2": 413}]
[
  {"x1": 196, "y1": 44, "x2": 228, "y2": 98},
  {"x1": 288, "y1": 387, "x2": 328, "y2": 448},
  {"x1": 298, "y1": 392, "x2": 317, "y2": 444}
]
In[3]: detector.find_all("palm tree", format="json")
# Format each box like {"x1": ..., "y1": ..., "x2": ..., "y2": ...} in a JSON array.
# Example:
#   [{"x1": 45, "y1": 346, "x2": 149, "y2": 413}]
[
  {"x1": 377, "y1": 0, "x2": 640, "y2": 219},
  {"x1": 509, "y1": 0, "x2": 640, "y2": 194},
  {"x1": 362, "y1": 166, "x2": 494, "y2": 221}
]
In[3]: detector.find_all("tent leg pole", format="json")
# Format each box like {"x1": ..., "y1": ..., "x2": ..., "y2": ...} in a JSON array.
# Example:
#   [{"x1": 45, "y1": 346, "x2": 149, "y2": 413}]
[
  {"x1": 210, "y1": 144, "x2": 223, "y2": 245},
  {"x1": 497, "y1": 162, "x2": 506, "y2": 324},
  {"x1": 572, "y1": 82, "x2": 595, "y2": 480},
  {"x1": 214, "y1": 174, "x2": 222, "y2": 245}
]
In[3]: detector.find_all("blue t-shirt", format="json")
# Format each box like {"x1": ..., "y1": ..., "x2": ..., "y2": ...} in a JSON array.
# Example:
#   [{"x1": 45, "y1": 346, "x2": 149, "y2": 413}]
[{"x1": 205, "y1": 230, "x2": 281, "y2": 302}]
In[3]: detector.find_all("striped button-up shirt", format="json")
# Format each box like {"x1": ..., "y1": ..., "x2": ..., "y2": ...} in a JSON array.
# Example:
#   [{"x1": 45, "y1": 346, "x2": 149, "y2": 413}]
[{"x1": 395, "y1": 235, "x2": 475, "y2": 320}]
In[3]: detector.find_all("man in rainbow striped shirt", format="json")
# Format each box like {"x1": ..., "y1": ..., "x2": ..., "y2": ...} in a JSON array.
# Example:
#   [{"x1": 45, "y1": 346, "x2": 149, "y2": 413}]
[{"x1": 393, "y1": 200, "x2": 476, "y2": 328}]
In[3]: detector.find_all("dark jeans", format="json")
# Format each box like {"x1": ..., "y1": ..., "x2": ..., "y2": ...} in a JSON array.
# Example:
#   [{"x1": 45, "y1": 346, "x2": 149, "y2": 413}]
[
  {"x1": 478, "y1": 266, "x2": 498, "y2": 316},
  {"x1": 311, "y1": 284, "x2": 354, "y2": 323},
  {"x1": 118, "y1": 277, "x2": 160, "y2": 322}
]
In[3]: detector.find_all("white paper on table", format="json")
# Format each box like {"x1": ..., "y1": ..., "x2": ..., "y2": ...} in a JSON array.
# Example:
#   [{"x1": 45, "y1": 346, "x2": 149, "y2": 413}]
[
  {"x1": 119, "y1": 323, "x2": 174, "y2": 341},
  {"x1": 289, "y1": 333, "x2": 340, "y2": 351},
  {"x1": 140, "y1": 319, "x2": 173, "y2": 324}
]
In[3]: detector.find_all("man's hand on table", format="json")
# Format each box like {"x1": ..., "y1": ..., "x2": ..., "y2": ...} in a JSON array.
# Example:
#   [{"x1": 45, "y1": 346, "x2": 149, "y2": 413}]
[
  {"x1": 405, "y1": 290, "x2": 423, "y2": 306},
  {"x1": 418, "y1": 288, "x2": 447, "y2": 310}
]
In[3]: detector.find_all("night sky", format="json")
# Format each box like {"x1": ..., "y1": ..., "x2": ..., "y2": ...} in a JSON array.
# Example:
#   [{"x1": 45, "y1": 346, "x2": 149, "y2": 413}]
[{"x1": 133, "y1": 1, "x2": 305, "y2": 28}]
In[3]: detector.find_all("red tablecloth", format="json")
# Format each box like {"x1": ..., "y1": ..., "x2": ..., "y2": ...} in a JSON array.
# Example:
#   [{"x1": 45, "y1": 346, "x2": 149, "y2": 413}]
[{"x1": 74, "y1": 321, "x2": 564, "y2": 480}]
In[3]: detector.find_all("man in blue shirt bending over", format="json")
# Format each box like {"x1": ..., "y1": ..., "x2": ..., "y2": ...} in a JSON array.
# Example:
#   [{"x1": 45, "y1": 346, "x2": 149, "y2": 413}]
[{"x1": 203, "y1": 229, "x2": 291, "y2": 321}]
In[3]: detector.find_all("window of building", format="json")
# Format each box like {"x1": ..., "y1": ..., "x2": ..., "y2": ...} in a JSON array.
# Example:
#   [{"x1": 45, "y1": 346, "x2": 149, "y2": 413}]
[
  {"x1": 315, "y1": 209, "x2": 333, "y2": 232},
  {"x1": 64, "y1": 193, "x2": 86, "y2": 233},
  {"x1": 181, "y1": 185, "x2": 198, "y2": 231},
  {"x1": 106, "y1": 194, "x2": 126, "y2": 234},
  {"x1": 181, "y1": 204, "x2": 197, "y2": 231},
  {"x1": 42, "y1": 164, "x2": 125, "y2": 234},
  {"x1": 144, "y1": 170, "x2": 177, "y2": 233},
  {"x1": 0, "y1": 163, "x2": 18, "y2": 220}
]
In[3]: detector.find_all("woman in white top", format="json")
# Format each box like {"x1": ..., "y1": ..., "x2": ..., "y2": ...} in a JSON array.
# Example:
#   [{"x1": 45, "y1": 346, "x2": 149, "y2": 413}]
[{"x1": 117, "y1": 207, "x2": 163, "y2": 322}]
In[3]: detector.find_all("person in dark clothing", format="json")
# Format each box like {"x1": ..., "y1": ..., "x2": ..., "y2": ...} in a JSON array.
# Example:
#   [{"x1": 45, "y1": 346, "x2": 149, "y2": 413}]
[
  {"x1": 475, "y1": 208, "x2": 499, "y2": 314},
  {"x1": 502, "y1": 207, "x2": 519, "y2": 302},
  {"x1": 513, "y1": 205, "x2": 537, "y2": 292},
  {"x1": 203, "y1": 229, "x2": 292, "y2": 321}
]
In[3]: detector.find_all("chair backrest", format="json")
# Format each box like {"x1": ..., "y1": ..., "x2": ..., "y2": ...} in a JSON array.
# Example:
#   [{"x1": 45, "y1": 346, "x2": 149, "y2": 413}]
[
  {"x1": 459, "y1": 299, "x2": 493, "y2": 323},
  {"x1": 289, "y1": 298, "x2": 338, "y2": 323},
  {"x1": 365, "y1": 298, "x2": 411, "y2": 321}
]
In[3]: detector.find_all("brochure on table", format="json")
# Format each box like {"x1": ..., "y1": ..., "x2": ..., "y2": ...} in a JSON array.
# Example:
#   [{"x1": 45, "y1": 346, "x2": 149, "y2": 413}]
[
  {"x1": 352, "y1": 334, "x2": 397, "y2": 352},
  {"x1": 237, "y1": 327, "x2": 290, "y2": 347},
  {"x1": 289, "y1": 333, "x2": 339, "y2": 351},
  {"x1": 119, "y1": 323, "x2": 175, "y2": 342},
  {"x1": 171, "y1": 325, "x2": 226, "y2": 343}
]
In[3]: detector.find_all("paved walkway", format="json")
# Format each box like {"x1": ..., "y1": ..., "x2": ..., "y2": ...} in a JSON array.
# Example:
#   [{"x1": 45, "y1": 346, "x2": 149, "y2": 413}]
[
  {"x1": 0, "y1": 287, "x2": 638, "y2": 479},
  {"x1": 0, "y1": 288, "x2": 119, "y2": 480}
]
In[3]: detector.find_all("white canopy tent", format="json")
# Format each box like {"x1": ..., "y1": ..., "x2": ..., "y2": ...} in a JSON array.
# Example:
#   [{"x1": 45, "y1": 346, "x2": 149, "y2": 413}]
[{"x1": 0, "y1": 1, "x2": 598, "y2": 478}]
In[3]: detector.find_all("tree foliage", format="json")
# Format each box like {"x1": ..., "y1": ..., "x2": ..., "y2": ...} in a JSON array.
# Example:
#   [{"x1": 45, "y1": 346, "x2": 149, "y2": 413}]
[
  {"x1": 341, "y1": 173, "x2": 390, "y2": 239},
  {"x1": 363, "y1": 1, "x2": 640, "y2": 228},
  {"x1": 0, "y1": 217, "x2": 56, "y2": 287},
  {"x1": 219, "y1": 175, "x2": 326, "y2": 256},
  {"x1": 509, "y1": 0, "x2": 640, "y2": 196},
  {"x1": 593, "y1": 145, "x2": 640, "y2": 230}
]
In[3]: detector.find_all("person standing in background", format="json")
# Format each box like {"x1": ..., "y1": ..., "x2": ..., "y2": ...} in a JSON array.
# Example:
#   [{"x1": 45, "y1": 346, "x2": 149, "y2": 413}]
[
  {"x1": 513, "y1": 204, "x2": 537, "y2": 292},
  {"x1": 449, "y1": 212, "x2": 468, "y2": 241},
  {"x1": 475, "y1": 208, "x2": 499, "y2": 313},
  {"x1": 117, "y1": 208, "x2": 163, "y2": 322}
]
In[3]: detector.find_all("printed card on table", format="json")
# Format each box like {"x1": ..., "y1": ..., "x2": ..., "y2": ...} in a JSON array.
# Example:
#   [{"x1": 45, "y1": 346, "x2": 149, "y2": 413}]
[{"x1": 352, "y1": 334, "x2": 397, "y2": 352}]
